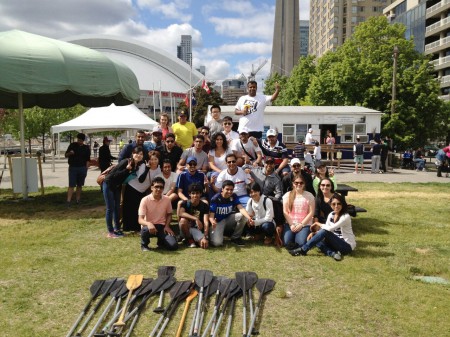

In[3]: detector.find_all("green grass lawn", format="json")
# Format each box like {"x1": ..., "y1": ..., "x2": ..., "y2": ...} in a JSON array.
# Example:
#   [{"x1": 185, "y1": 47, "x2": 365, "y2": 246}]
[{"x1": 0, "y1": 183, "x2": 449, "y2": 337}]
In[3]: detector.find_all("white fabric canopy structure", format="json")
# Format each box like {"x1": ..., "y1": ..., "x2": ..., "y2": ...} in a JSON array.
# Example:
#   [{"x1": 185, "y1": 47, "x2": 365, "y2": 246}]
[{"x1": 51, "y1": 103, "x2": 156, "y2": 134}]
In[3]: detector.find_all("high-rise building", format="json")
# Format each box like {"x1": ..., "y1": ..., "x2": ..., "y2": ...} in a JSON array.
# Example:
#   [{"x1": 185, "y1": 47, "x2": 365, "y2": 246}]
[
  {"x1": 196, "y1": 65, "x2": 206, "y2": 75},
  {"x1": 309, "y1": 0, "x2": 389, "y2": 58},
  {"x1": 271, "y1": 0, "x2": 300, "y2": 75},
  {"x1": 299, "y1": 20, "x2": 309, "y2": 57},
  {"x1": 177, "y1": 35, "x2": 192, "y2": 66},
  {"x1": 221, "y1": 78, "x2": 247, "y2": 105}
]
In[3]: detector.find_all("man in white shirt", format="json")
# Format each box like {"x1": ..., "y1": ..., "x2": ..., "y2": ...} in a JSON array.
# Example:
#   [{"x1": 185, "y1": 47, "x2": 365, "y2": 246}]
[
  {"x1": 234, "y1": 80, "x2": 280, "y2": 139},
  {"x1": 305, "y1": 128, "x2": 315, "y2": 145},
  {"x1": 231, "y1": 127, "x2": 263, "y2": 167}
]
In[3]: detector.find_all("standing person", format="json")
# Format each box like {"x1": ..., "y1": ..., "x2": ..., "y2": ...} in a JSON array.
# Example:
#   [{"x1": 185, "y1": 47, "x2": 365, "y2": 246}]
[
  {"x1": 206, "y1": 104, "x2": 224, "y2": 136},
  {"x1": 209, "y1": 180, "x2": 253, "y2": 247},
  {"x1": 156, "y1": 159, "x2": 179, "y2": 203},
  {"x1": 65, "y1": 133, "x2": 90, "y2": 205},
  {"x1": 103, "y1": 147, "x2": 143, "y2": 238},
  {"x1": 259, "y1": 129, "x2": 289, "y2": 176},
  {"x1": 313, "y1": 141, "x2": 322, "y2": 168},
  {"x1": 138, "y1": 177, "x2": 178, "y2": 251},
  {"x1": 121, "y1": 148, "x2": 152, "y2": 233},
  {"x1": 282, "y1": 175, "x2": 315, "y2": 250},
  {"x1": 177, "y1": 135, "x2": 209, "y2": 173},
  {"x1": 119, "y1": 139, "x2": 125, "y2": 151},
  {"x1": 353, "y1": 136, "x2": 365, "y2": 174},
  {"x1": 222, "y1": 116, "x2": 239, "y2": 145},
  {"x1": 231, "y1": 127, "x2": 263, "y2": 167},
  {"x1": 380, "y1": 137, "x2": 389, "y2": 173},
  {"x1": 93, "y1": 141, "x2": 99, "y2": 158},
  {"x1": 172, "y1": 110, "x2": 198, "y2": 150},
  {"x1": 159, "y1": 133, "x2": 183, "y2": 172},
  {"x1": 214, "y1": 153, "x2": 251, "y2": 206},
  {"x1": 305, "y1": 128, "x2": 315, "y2": 145},
  {"x1": 118, "y1": 130, "x2": 149, "y2": 161},
  {"x1": 158, "y1": 112, "x2": 173, "y2": 141},
  {"x1": 98, "y1": 137, "x2": 116, "y2": 173},
  {"x1": 325, "y1": 130, "x2": 335, "y2": 163},
  {"x1": 289, "y1": 193, "x2": 356, "y2": 261},
  {"x1": 234, "y1": 80, "x2": 280, "y2": 139},
  {"x1": 178, "y1": 183, "x2": 210, "y2": 249},
  {"x1": 371, "y1": 139, "x2": 382, "y2": 174},
  {"x1": 293, "y1": 137, "x2": 307, "y2": 168},
  {"x1": 282, "y1": 158, "x2": 315, "y2": 196},
  {"x1": 246, "y1": 182, "x2": 276, "y2": 245}
]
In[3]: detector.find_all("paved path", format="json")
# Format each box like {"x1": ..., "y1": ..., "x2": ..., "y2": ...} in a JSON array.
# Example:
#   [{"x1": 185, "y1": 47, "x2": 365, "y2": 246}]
[{"x1": 1, "y1": 155, "x2": 448, "y2": 191}]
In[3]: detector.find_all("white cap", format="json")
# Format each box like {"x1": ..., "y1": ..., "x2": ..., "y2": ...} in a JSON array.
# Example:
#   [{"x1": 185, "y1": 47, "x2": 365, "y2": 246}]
[
  {"x1": 239, "y1": 127, "x2": 250, "y2": 134},
  {"x1": 308, "y1": 128, "x2": 313, "y2": 133},
  {"x1": 290, "y1": 158, "x2": 301, "y2": 166},
  {"x1": 152, "y1": 125, "x2": 162, "y2": 133},
  {"x1": 266, "y1": 129, "x2": 277, "y2": 137}
]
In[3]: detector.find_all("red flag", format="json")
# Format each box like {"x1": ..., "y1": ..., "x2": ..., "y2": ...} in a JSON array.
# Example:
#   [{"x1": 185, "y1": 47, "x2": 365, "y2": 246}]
[
  {"x1": 184, "y1": 94, "x2": 189, "y2": 107},
  {"x1": 202, "y1": 79, "x2": 211, "y2": 94}
]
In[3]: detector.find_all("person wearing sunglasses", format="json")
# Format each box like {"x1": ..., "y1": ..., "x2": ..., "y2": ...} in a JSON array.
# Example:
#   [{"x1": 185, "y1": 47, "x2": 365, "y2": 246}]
[
  {"x1": 221, "y1": 116, "x2": 239, "y2": 144},
  {"x1": 282, "y1": 175, "x2": 315, "y2": 250},
  {"x1": 158, "y1": 133, "x2": 183, "y2": 172},
  {"x1": 313, "y1": 178, "x2": 336, "y2": 224},
  {"x1": 172, "y1": 110, "x2": 198, "y2": 150},
  {"x1": 176, "y1": 156, "x2": 209, "y2": 202},
  {"x1": 231, "y1": 126, "x2": 263, "y2": 167},
  {"x1": 289, "y1": 193, "x2": 356, "y2": 261},
  {"x1": 282, "y1": 158, "x2": 315, "y2": 196},
  {"x1": 312, "y1": 163, "x2": 336, "y2": 195},
  {"x1": 138, "y1": 177, "x2": 178, "y2": 251}
]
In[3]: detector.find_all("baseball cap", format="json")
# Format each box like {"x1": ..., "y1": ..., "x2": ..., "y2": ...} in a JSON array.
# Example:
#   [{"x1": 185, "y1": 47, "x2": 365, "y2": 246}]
[
  {"x1": 266, "y1": 129, "x2": 277, "y2": 137},
  {"x1": 308, "y1": 128, "x2": 313, "y2": 133},
  {"x1": 178, "y1": 110, "x2": 188, "y2": 117},
  {"x1": 265, "y1": 156, "x2": 275, "y2": 163},
  {"x1": 290, "y1": 158, "x2": 301, "y2": 166},
  {"x1": 239, "y1": 127, "x2": 249, "y2": 134},
  {"x1": 152, "y1": 125, "x2": 162, "y2": 134},
  {"x1": 186, "y1": 156, "x2": 197, "y2": 164}
]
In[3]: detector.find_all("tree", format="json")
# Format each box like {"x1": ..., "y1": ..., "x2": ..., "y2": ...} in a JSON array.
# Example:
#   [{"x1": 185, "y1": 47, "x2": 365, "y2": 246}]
[
  {"x1": 306, "y1": 16, "x2": 448, "y2": 148},
  {"x1": 263, "y1": 72, "x2": 288, "y2": 105}
]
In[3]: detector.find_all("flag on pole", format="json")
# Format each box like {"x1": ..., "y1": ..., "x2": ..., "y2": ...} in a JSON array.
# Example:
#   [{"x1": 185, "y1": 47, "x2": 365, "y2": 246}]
[
  {"x1": 184, "y1": 93, "x2": 190, "y2": 107},
  {"x1": 202, "y1": 79, "x2": 211, "y2": 94}
]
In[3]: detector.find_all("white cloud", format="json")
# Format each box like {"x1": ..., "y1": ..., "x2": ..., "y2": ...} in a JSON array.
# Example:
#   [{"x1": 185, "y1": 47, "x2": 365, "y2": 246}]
[
  {"x1": 199, "y1": 42, "x2": 271, "y2": 58},
  {"x1": 136, "y1": 0, "x2": 192, "y2": 22},
  {"x1": 300, "y1": 0, "x2": 310, "y2": 20},
  {"x1": 193, "y1": 57, "x2": 230, "y2": 82}
]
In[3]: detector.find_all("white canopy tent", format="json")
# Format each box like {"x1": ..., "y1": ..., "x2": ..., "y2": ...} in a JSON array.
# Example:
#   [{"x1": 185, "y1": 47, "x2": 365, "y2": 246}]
[{"x1": 51, "y1": 103, "x2": 157, "y2": 162}]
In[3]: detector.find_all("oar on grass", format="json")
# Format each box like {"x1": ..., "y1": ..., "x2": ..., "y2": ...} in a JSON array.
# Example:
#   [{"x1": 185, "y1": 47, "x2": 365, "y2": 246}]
[
  {"x1": 246, "y1": 279, "x2": 276, "y2": 337},
  {"x1": 235, "y1": 272, "x2": 252, "y2": 337},
  {"x1": 211, "y1": 279, "x2": 239, "y2": 337},
  {"x1": 113, "y1": 274, "x2": 144, "y2": 327},
  {"x1": 154, "y1": 266, "x2": 176, "y2": 313},
  {"x1": 176, "y1": 288, "x2": 198, "y2": 337},
  {"x1": 192, "y1": 270, "x2": 213, "y2": 337},
  {"x1": 66, "y1": 279, "x2": 105, "y2": 337},
  {"x1": 200, "y1": 278, "x2": 231, "y2": 337}
]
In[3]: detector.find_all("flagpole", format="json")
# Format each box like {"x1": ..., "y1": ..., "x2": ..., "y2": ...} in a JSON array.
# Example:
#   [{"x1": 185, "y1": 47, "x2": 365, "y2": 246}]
[
  {"x1": 159, "y1": 80, "x2": 163, "y2": 118},
  {"x1": 152, "y1": 83, "x2": 156, "y2": 121},
  {"x1": 189, "y1": 64, "x2": 192, "y2": 122}
]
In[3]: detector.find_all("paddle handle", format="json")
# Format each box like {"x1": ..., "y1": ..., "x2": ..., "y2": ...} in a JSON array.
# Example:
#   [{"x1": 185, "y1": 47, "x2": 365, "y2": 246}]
[
  {"x1": 114, "y1": 290, "x2": 132, "y2": 326},
  {"x1": 87, "y1": 297, "x2": 115, "y2": 337},
  {"x1": 225, "y1": 297, "x2": 236, "y2": 337},
  {"x1": 124, "y1": 312, "x2": 139, "y2": 337},
  {"x1": 65, "y1": 311, "x2": 85, "y2": 337},
  {"x1": 200, "y1": 307, "x2": 217, "y2": 337},
  {"x1": 156, "y1": 317, "x2": 170, "y2": 337},
  {"x1": 211, "y1": 311, "x2": 225, "y2": 337},
  {"x1": 246, "y1": 306, "x2": 260, "y2": 337},
  {"x1": 176, "y1": 299, "x2": 191, "y2": 337},
  {"x1": 149, "y1": 315, "x2": 164, "y2": 337},
  {"x1": 193, "y1": 290, "x2": 204, "y2": 335}
]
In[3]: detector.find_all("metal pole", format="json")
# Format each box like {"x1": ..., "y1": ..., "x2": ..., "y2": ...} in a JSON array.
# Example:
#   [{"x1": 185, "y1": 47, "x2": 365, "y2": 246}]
[{"x1": 391, "y1": 46, "x2": 399, "y2": 117}]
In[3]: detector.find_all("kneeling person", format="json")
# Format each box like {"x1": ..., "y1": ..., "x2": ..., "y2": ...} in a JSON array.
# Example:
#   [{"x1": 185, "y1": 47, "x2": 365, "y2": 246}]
[
  {"x1": 179, "y1": 183, "x2": 210, "y2": 249},
  {"x1": 209, "y1": 180, "x2": 253, "y2": 247},
  {"x1": 138, "y1": 177, "x2": 178, "y2": 251}
]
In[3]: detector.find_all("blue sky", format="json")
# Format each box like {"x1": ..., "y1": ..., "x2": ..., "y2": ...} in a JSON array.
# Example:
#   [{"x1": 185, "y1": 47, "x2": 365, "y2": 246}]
[{"x1": 0, "y1": 0, "x2": 310, "y2": 84}]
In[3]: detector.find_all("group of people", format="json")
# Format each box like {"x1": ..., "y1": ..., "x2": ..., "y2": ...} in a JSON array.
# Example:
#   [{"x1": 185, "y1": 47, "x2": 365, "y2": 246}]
[{"x1": 66, "y1": 81, "x2": 356, "y2": 261}]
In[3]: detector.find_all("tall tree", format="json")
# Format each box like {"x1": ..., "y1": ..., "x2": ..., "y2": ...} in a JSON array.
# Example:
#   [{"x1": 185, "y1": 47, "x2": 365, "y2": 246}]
[{"x1": 263, "y1": 72, "x2": 288, "y2": 105}]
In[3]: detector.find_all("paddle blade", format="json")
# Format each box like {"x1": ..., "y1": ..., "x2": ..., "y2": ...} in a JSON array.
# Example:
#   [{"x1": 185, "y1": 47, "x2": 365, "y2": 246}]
[
  {"x1": 194, "y1": 270, "x2": 214, "y2": 288},
  {"x1": 89, "y1": 280, "x2": 105, "y2": 296},
  {"x1": 256, "y1": 279, "x2": 276, "y2": 295},
  {"x1": 247, "y1": 272, "x2": 258, "y2": 288},
  {"x1": 206, "y1": 277, "x2": 219, "y2": 297},
  {"x1": 151, "y1": 275, "x2": 176, "y2": 294},
  {"x1": 157, "y1": 265, "x2": 176, "y2": 277},
  {"x1": 126, "y1": 274, "x2": 144, "y2": 291},
  {"x1": 170, "y1": 281, "x2": 193, "y2": 299},
  {"x1": 134, "y1": 278, "x2": 154, "y2": 297}
]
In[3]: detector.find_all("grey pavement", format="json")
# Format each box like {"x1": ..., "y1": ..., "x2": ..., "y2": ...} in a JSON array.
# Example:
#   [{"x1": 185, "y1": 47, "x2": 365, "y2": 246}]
[{"x1": 0, "y1": 156, "x2": 448, "y2": 190}]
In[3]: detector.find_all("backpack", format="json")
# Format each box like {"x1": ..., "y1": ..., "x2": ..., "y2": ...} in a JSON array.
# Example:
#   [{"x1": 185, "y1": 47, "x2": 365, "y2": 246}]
[
  {"x1": 96, "y1": 164, "x2": 117, "y2": 185},
  {"x1": 250, "y1": 196, "x2": 268, "y2": 210}
]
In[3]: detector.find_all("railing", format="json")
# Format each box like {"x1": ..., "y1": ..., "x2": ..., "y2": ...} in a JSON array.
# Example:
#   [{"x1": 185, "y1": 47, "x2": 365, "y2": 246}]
[
  {"x1": 430, "y1": 55, "x2": 450, "y2": 67},
  {"x1": 425, "y1": 36, "x2": 450, "y2": 51},
  {"x1": 427, "y1": 0, "x2": 450, "y2": 16},
  {"x1": 426, "y1": 16, "x2": 450, "y2": 34}
]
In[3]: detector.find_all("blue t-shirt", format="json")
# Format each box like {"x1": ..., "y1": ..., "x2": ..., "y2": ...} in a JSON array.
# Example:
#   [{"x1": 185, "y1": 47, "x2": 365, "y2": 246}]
[
  {"x1": 176, "y1": 170, "x2": 206, "y2": 198},
  {"x1": 209, "y1": 192, "x2": 240, "y2": 222}
]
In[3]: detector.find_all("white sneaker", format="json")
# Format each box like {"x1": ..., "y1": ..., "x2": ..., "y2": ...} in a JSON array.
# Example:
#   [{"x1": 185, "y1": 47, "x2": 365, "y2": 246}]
[{"x1": 333, "y1": 251, "x2": 342, "y2": 261}]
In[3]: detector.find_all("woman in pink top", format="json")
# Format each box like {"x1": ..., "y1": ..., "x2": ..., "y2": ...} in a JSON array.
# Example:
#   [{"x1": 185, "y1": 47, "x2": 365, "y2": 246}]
[
  {"x1": 158, "y1": 113, "x2": 173, "y2": 141},
  {"x1": 282, "y1": 175, "x2": 315, "y2": 249}
]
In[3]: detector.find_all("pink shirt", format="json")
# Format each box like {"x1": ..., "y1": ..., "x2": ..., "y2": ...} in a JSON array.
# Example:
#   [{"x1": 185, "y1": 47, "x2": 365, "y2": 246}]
[
  {"x1": 282, "y1": 191, "x2": 315, "y2": 225},
  {"x1": 138, "y1": 194, "x2": 172, "y2": 225}
]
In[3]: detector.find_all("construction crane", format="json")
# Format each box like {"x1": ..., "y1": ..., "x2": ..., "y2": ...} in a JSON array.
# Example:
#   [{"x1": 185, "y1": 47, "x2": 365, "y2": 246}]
[{"x1": 248, "y1": 59, "x2": 268, "y2": 82}]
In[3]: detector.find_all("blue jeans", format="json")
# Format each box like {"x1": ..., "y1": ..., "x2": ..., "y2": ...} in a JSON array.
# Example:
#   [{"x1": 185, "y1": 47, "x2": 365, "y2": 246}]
[
  {"x1": 283, "y1": 223, "x2": 310, "y2": 247},
  {"x1": 102, "y1": 182, "x2": 121, "y2": 233},
  {"x1": 141, "y1": 224, "x2": 178, "y2": 251},
  {"x1": 302, "y1": 229, "x2": 352, "y2": 256},
  {"x1": 249, "y1": 221, "x2": 276, "y2": 237},
  {"x1": 413, "y1": 158, "x2": 425, "y2": 170}
]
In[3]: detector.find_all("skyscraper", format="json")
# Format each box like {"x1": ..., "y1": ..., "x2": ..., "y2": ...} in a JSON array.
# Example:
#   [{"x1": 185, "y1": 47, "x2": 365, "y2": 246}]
[
  {"x1": 271, "y1": 0, "x2": 300, "y2": 75},
  {"x1": 309, "y1": 0, "x2": 388, "y2": 58},
  {"x1": 177, "y1": 35, "x2": 192, "y2": 66},
  {"x1": 299, "y1": 20, "x2": 309, "y2": 57}
]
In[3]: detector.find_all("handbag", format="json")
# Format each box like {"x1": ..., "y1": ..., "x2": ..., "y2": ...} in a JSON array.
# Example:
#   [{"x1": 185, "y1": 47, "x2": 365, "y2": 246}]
[{"x1": 96, "y1": 164, "x2": 116, "y2": 185}]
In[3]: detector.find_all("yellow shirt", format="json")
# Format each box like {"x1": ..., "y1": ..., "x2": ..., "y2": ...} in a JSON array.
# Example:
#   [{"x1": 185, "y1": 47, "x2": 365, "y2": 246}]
[{"x1": 172, "y1": 122, "x2": 198, "y2": 150}]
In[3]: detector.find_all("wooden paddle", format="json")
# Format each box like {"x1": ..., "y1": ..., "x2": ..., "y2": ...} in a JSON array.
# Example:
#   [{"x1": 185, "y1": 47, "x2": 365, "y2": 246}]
[
  {"x1": 176, "y1": 289, "x2": 198, "y2": 337},
  {"x1": 113, "y1": 274, "x2": 144, "y2": 327}
]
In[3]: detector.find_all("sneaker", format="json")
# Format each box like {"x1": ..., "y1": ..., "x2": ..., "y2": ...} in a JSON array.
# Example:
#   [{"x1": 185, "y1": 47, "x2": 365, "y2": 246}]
[
  {"x1": 333, "y1": 251, "x2": 342, "y2": 261},
  {"x1": 231, "y1": 237, "x2": 245, "y2": 247},
  {"x1": 141, "y1": 245, "x2": 151, "y2": 252},
  {"x1": 107, "y1": 232, "x2": 119, "y2": 238},
  {"x1": 289, "y1": 247, "x2": 307, "y2": 256},
  {"x1": 113, "y1": 230, "x2": 124, "y2": 237},
  {"x1": 353, "y1": 171, "x2": 358, "y2": 174},
  {"x1": 187, "y1": 238, "x2": 196, "y2": 248}
]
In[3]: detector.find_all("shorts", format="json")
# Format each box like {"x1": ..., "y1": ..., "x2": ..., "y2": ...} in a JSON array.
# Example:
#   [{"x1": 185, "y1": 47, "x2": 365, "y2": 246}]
[
  {"x1": 354, "y1": 155, "x2": 364, "y2": 165},
  {"x1": 69, "y1": 166, "x2": 88, "y2": 187}
]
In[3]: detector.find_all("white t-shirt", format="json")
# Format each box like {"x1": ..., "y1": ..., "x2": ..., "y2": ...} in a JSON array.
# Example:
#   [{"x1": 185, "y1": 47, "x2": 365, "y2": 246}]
[
  {"x1": 313, "y1": 145, "x2": 321, "y2": 160},
  {"x1": 156, "y1": 171, "x2": 178, "y2": 195},
  {"x1": 231, "y1": 138, "x2": 261, "y2": 161},
  {"x1": 208, "y1": 148, "x2": 233, "y2": 171},
  {"x1": 223, "y1": 130, "x2": 240, "y2": 144},
  {"x1": 246, "y1": 196, "x2": 274, "y2": 226},
  {"x1": 305, "y1": 132, "x2": 314, "y2": 145},
  {"x1": 235, "y1": 94, "x2": 272, "y2": 132},
  {"x1": 128, "y1": 164, "x2": 151, "y2": 193},
  {"x1": 215, "y1": 167, "x2": 251, "y2": 196}
]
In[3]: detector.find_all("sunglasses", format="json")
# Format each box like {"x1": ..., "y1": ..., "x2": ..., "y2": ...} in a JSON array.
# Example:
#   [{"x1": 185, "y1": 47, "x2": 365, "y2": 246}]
[
  {"x1": 331, "y1": 202, "x2": 342, "y2": 206},
  {"x1": 293, "y1": 181, "x2": 304, "y2": 185},
  {"x1": 201, "y1": 131, "x2": 209, "y2": 135},
  {"x1": 266, "y1": 161, "x2": 274, "y2": 164},
  {"x1": 223, "y1": 122, "x2": 232, "y2": 126},
  {"x1": 227, "y1": 160, "x2": 237, "y2": 164},
  {"x1": 292, "y1": 164, "x2": 301, "y2": 168},
  {"x1": 188, "y1": 162, "x2": 197, "y2": 166},
  {"x1": 320, "y1": 184, "x2": 331, "y2": 187},
  {"x1": 153, "y1": 185, "x2": 164, "y2": 190},
  {"x1": 166, "y1": 140, "x2": 174, "y2": 143}
]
